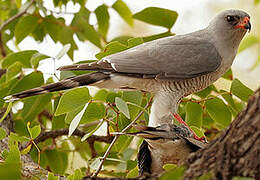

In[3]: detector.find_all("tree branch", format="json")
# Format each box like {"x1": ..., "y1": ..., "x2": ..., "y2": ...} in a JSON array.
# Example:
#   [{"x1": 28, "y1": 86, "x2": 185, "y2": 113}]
[
  {"x1": 0, "y1": 32, "x2": 6, "y2": 57},
  {"x1": 32, "y1": 128, "x2": 114, "y2": 158}
]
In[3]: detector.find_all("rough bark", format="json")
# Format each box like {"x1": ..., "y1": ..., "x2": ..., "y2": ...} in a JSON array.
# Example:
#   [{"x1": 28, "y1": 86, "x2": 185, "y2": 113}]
[{"x1": 184, "y1": 88, "x2": 260, "y2": 180}]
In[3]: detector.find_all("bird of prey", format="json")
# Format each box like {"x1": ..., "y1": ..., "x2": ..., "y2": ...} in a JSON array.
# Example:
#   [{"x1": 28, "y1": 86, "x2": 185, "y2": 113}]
[
  {"x1": 5, "y1": 9, "x2": 251, "y2": 139},
  {"x1": 116, "y1": 123, "x2": 207, "y2": 174}
]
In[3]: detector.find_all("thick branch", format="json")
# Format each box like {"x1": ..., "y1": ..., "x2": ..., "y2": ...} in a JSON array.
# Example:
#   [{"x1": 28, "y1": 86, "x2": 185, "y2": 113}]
[
  {"x1": 183, "y1": 88, "x2": 260, "y2": 180},
  {"x1": 33, "y1": 128, "x2": 114, "y2": 158},
  {"x1": 34, "y1": 128, "x2": 112, "y2": 144}
]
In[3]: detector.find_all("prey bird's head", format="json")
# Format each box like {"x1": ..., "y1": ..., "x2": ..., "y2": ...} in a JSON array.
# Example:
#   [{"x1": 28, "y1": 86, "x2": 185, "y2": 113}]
[{"x1": 209, "y1": 9, "x2": 251, "y2": 35}]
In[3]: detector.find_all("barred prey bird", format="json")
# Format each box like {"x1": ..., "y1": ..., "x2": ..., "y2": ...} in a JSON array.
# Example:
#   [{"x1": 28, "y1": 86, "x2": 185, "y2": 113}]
[
  {"x1": 5, "y1": 9, "x2": 251, "y2": 139},
  {"x1": 122, "y1": 124, "x2": 207, "y2": 174}
]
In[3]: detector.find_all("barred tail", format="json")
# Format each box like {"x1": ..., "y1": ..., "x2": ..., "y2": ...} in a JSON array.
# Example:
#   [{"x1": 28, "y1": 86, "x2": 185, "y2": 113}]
[{"x1": 4, "y1": 72, "x2": 110, "y2": 101}]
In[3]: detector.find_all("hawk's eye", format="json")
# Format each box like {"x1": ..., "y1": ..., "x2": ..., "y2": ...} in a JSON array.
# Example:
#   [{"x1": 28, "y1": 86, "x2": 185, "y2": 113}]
[{"x1": 227, "y1": 15, "x2": 235, "y2": 22}]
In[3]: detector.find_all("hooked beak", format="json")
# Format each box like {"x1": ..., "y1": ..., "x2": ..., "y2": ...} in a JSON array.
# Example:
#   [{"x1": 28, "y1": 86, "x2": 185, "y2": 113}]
[{"x1": 234, "y1": 16, "x2": 251, "y2": 32}]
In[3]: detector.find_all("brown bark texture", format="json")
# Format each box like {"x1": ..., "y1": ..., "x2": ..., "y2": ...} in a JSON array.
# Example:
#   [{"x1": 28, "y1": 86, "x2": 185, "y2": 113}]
[{"x1": 184, "y1": 88, "x2": 260, "y2": 180}]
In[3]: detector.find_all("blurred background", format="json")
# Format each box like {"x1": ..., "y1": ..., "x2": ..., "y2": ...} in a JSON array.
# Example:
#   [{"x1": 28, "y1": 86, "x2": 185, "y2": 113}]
[{"x1": 11, "y1": 0, "x2": 260, "y2": 90}]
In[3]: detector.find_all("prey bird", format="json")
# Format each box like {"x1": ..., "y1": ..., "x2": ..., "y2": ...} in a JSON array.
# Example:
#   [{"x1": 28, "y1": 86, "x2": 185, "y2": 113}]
[
  {"x1": 114, "y1": 123, "x2": 207, "y2": 174},
  {"x1": 5, "y1": 9, "x2": 251, "y2": 140}
]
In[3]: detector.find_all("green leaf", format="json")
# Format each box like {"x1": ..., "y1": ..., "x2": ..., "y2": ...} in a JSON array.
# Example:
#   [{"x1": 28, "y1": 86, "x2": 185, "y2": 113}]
[
  {"x1": 95, "y1": 41, "x2": 127, "y2": 59},
  {"x1": 30, "y1": 52, "x2": 50, "y2": 69},
  {"x1": 197, "y1": 173, "x2": 212, "y2": 180},
  {"x1": 143, "y1": 31, "x2": 174, "y2": 42},
  {"x1": 255, "y1": 0, "x2": 260, "y2": 4},
  {"x1": 32, "y1": 23, "x2": 46, "y2": 41},
  {"x1": 222, "y1": 68, "x2": 233, "y2": 80},
  {"x1": 10, "y1": 71, "x2": 44, "y2": 95},
  {"x1": 21, "y1": 144, "x2": 32, "y2": 155},
  {"x1": 72, "y1": 7, "x2": 101, "y2": 48},
  {"x1": 196, "y1": 86, "x2": 216, "y2": 99},
  {"x1": 0, "y1": 163, "x2": 21, "y2": 179},
  {"x1": 106, "y1": 91, "x2": 122, "y2": 103},
  {"x1": 6, "y1": 62, "x2": 23, "y2": 82},
  {"x1": 127, "y1": 37, "x2": 143, "y2": 48},
  {"x1": 19, "y1": 94, "x2": 52, "y2": 122},
  {"x1": 122, "y1": 91, "x2": 143, "y2": 119},
  {"x1": 232, "y1": 177, "x2": 254, "y2": 180},
  {"x1": 93, "y1": 89, "x2": 108, "y2": 101},
  {"x1": 238, "y1": 36, "x2": 258, "y2": 53},
  {"x1": 52, "y1": 114, "x2": 66, "y2": 130},
  {"x1": 9, "y1": 133, "x2": 30, "y2": 142},
  {"x1": 55, "y1": 44, "x2": 71, "y2": 60},
  {"x1": 163, "y1": 164, "x2": 177, "y2": 171},
  {"x1": 0, "y1": 127, "x2": 6, "y2": 140},
  {"x1": 110, "y1": 36, "x2": 133, "y2": 45},
  {"x1": 47, "y1": 172, "x2": 58, "y2": 180},
  {"x1": 68, "y1": 104, "x2": 87, "y2": 137},
  {"x1": 43, "y1": 15, "x2": 62, "y2": 43},
  {"x1": 6, "y1": 141, "x2": 20, "y2": 163},
  {"x1": 95, "y1": 5, "x2": 110, "y2": 38},
  {"x1": 220, "y1": 90, "x2": 238, "y2": 115},
  {"x1": 205, "y1": 97, "x2": 232, "y2": 127},
  {"x1": 185, "y1": 102, "x2": 203, "y2": 128},
  {"x1": 133, "y1": 7, "x2": 178, "y2": 29},
  {"x1": 231, "y1": 79, "x2": 254, "y2": 102},
  {"x1": 190, "y1": 126, "x2": 205, "y2": 138},
  {"x1": 71, "y1": 169, "x2": 83, "y2": 180},
  {"x1": 0, "y1": 102, "x2": 12, "y2": 123},
  {"x1": 81, "y1": 120, "x2": 104, "y2": 141},
  {"x1": 65, "y1": 106, "x2": 84, "y2": 124},
  {"x1": 115, "y1": 97, "x2": 130, "y2": 119},
  {"x1": 126, "y1": 166, "x2": 138, "y2": 178},
  {"x1": 160, "y1": 166, "x2": 185, "y2": 180},
  {"x1": 55, "y1": 87, "x2": 90, "y2": 116},
  {"x1": 90, "y1": 158, "x2": 103, "y2": 171},
  {"x1": 81, "y1": 102, "x2": 106, "y2": 123},
  {"x1": 58, "y1": 26, "x2": 78, "y2": 59},
  {"x1": 14, "y1": 15, "x2": 39, "y2": 44},
  {"x1": 30, "y1": 125, "x2": 41, "y2": 139},
  {"x1": 112, "y1": 0, "x2": 133, "y2": 26},
  {"x1": 2, "y1": 50, "x2": 38, "y2": 68},
  {"x1": 45, "y1": 150, "x2": 68, "y2": 174}
]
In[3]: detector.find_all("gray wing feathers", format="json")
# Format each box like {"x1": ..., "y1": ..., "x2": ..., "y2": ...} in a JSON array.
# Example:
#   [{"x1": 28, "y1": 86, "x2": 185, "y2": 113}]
[
  {"x1": 107, "y1": 34, "x2": 222, "y2": 79},
  {"x1": 59, "y1": 32, "x2": 222, "y2": 80}
]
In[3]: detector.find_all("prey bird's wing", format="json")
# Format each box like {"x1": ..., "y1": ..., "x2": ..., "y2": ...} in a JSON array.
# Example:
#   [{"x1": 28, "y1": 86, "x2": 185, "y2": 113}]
[{"x1": 59, "y1": 33, "x2": 222, "y2": 80}]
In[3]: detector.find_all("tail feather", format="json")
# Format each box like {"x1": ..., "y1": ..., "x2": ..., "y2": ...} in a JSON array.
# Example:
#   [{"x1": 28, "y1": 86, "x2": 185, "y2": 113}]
[
  {"x1": 57, "y1": 61, "x2": 114, "y2": 72},
  {"x1": 4, "y1": 72, "x2": 110, "y2": 101}
]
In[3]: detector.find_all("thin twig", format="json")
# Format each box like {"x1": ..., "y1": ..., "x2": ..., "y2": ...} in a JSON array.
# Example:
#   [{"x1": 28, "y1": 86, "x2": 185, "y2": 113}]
[
  {"x1": 181, "y1": 91, "x2": 231, "y2": 104},
  {"x1": 92, "y1": 97, "x2": 153, "y2": 177},
  {"x1": 21, "y1": 128, "x2": 114, "y2": 157},
  {"x1": 0, "y1": 32, "x2": 6, "y2": 57},
  {"x1": 0, "y1": 0, "x2": 35, "y2": 32}
]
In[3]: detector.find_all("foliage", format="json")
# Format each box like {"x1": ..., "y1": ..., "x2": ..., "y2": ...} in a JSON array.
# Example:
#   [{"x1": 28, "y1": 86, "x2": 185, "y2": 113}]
[{"x1": 0, "y1": 0, "x2": 257, "y2": 179}]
